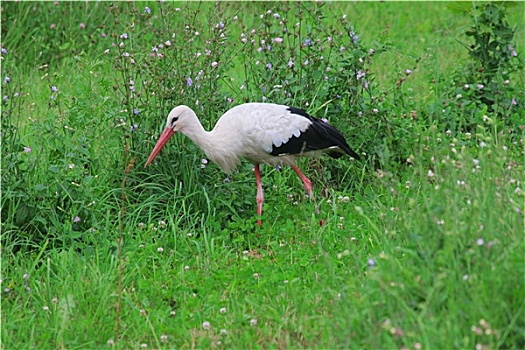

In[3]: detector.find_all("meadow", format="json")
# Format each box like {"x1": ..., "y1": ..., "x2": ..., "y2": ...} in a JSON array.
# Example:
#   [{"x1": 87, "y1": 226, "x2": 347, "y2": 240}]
[{"x1": 1, "y1": 1, "x2": 524, "y2": 349}]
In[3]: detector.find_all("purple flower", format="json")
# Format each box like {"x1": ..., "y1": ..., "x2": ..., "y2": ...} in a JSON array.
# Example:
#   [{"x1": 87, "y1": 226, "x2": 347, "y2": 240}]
[
  {"x1": 1, "y1": 47, "x2": 7, "y2": 54},
  {"x1": 274, "y1": 37, "x2": 283, "y2": 43},
  {"x1": 51, "y1": 86, "x2": 58, "y2": 92},
  {"x1": 151, "y1": 46, "x2": 158, "y2": 52},
  {"x1": 130, "y1": 124, "x2": 138, "y2": 132},
  {"x1": 145, "y1": 7, "x2": 151, "y2": 14},
  {"x1": 79, "y1": 23, "x2": 85, "y2": 29},
  {"x1": 275, "y1": 165, "x2": 282, "y2": 171},
  {"x1": 265, "y1": 63, "x2": 272, "y2": 69},
  {"x1": 4, "y1": 77, "x2": 9, "y2": 84},
  {"x1": 211, "y1": 61, "x2": 218, "y2": 68},
  {"x1": 304, "y1": 38, "x2": 312, "y2": 46},
  {"x1": 186, "y1": 77, "x2": 193, "y2": 87},
  {"x1": 73, "y1": 216, "x2": 81, "y2": 223},
  {"x1": 120, "y1": 33, "x2": 128, "y2": 39},
  {"x1": 23, "y1": 146, "x2": 32, "y2": 153},
  {"x1": 133, "y1": 108, "x2": 139, "y2": 115},
  {"x1": 356, "y1": 70, "x2": 365, "y2": 80},
  {"x1": 3, "y1": 96, "x2": 8, "y2": 101},
  {"x1": 509, "y1": 45, "x2": 517, "y2": 57},
  {"x1": 274, "y1": 13, "x2": 280, "y2": 19},
  {"x1": 217, "y1": 21, "x2": 224, "y2": 29},
  {"x1": 367, "y1": 258, "x2": 375, "y2": 268},
  {"x1": 350, "y1": 32, "x2": 359, "y2": 44},
  {"x1": 123, "y1": 52, "x2": 130, "y2": 57},
  {"x1": 405, "y1": 69, "x2": 412, "y2": 75},
  {"x1": 476, "y1": 238, "x2": 484, "y2": 246},
  {"x1": 477, "y1": 84, "x2": 484, "y2": 90},
  {"x1": 511, "y1": 98, "x2": 517, "y2": 105}
]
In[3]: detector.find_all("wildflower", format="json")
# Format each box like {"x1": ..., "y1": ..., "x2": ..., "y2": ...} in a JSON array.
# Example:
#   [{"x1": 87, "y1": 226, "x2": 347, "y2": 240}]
[
  {"x1": 274, "y1": 13, "x2": 280, "y2": 19},
  {"x1": 405, "y1": 69, "x2": 412, "y2": 75},
  {"x1": 265, "y1": 63, "x2": 272, "y2": 69},
  {"x1": 477, "y1": 84, "x2": 484, "y2": 90},
  {"x1": 220, "y1": 307, "x2": 227, "y2": 314},
  {"x1": 51, "y1": 86, "x2": 58, "y2": 92},
  {"x1": 511, "y1": 98, "x2": 517, "y2": 105},
  {"x1": 479, "y1": 141, "x2": 486, "y2": 148},
  {"x1": 250, "y1": 318, "x2": 258, "y2": 326},
  {"x1": 103, "y1": 49, "x2": 110, "y2": 54},
  {"x1": 140, "y1": 344, "x2": 147, "y2": 349},
  {"x1": 220, "y1": 329, "x2": 227, "y2": 335},
  {"x1": 151, "y1": 46, "x2": 158, "y2": 52},
  {"x1": 186, "y1": 77, "x2": 193, "y2": 87},
  {"x1": 342, "y1": 14, "x2": 347, "y2": 20},
  {"x1": 73, "y1": 216, "x2": 81, "y2": 223},
  {"x1": 356, "y1": 70, "x2": 365, "y2": 80},
  {"x1": 133, "y1": 108, "x2": 139, "y2": 115},
  {"x1": 79, "y1": 23, "x2": 85, "y2": 29},
  {"x1": 50, "y1": 24, "x2": 56, "y2": 29},
  {"x1": 120, "y1": 33, "x2": 128, "y2": 39},
  {"x1": 211, "y1": 61, "x2": 218, "y2": 68},
  {"x1": 157, "y1": 247, "x2": 164, "y2": 253},
  {"x1": 287, "y1": 58, "x2": 294, "y2": 68},
  {"x1": 203, "y1": 321, "x2": 211, "y2": 330},
  {"x1": 476, "y1": 238, "x2": 484, "y2": 246},
  {"x1": 303, "y1": 59, "x2": 309, "y2": 65},
  {"x1": 350, "y1": 32, "x2": 359, "y2": 44},
  {"x1": 304, "y1": 38, "x2": 312, "y2": 46},
  {"x1": 274, "y1": 37, "x2": 283, "y2": 43},
  {"x1": 373, "y1": 108, "x2": 378, "y2": 113},
  {"x1": 217, "y1": 21, "x2": 224, "y2": 29},
  {"x1": 464, "y1": 84, "x2": 470, "y2": 89},
  {"x1": 43, "y1": 306, "x2": 49, "y2": 311},
  {"x1": 4, "y1": 77, "x2": 10, "y2": 83},
  {"x1": 165, "y1": 40, "x2": 171, "y2": 46},
  {"x1": 145, "y1": 7, "x2": 151, "y2": 14},
  {"x1": 509, "y1": 45, "x2": 517, "y2": 57},
  {"x1": 160, "y1": 335, "x2": 168, "y2": 342},
  {"x1": 456, "y1": 94, "x2": 462, "y2": 99},
  {"x1": 107, "y1": 339, "x2": 114, "y2": 346},
  {"x1": 184, "y1": 265, "x2": 190, "y2": 271},
  {"x1": 23, "y1": 146, "x2": 31, "y2": 153},
  {"x1": 367, "y1": 258, "x2": 375, "y2": 268},
  {"x1": 368, "y1": 48, "x2": 375, "y2": 54}
]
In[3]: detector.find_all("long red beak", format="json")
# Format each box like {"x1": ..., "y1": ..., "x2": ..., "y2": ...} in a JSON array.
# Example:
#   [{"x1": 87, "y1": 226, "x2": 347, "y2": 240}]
[{"x1": 145, "y1": 127, "x2": 175, "y2": 167}]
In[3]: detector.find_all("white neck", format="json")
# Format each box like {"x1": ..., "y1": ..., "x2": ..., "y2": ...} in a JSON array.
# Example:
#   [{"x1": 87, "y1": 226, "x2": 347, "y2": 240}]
[{"x1": 179, "y1": 112, "x2": 240, "y2": 173}]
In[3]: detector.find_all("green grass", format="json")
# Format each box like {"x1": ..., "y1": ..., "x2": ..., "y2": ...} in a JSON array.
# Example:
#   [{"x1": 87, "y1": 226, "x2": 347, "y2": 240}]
[{"x1": 2, "y1": 1, "x2": 524, "y2": 349}]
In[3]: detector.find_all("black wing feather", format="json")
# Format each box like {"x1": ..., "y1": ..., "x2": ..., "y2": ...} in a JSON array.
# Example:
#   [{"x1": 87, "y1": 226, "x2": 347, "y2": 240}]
[{"x1": 270, "y1": 107, "x2": 360, "y2": 160}]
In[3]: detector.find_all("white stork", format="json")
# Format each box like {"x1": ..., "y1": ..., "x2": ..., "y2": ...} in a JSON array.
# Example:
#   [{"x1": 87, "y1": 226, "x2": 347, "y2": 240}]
[{"x1": 145, "y1": 102, "x2": 360, "y2": 227}]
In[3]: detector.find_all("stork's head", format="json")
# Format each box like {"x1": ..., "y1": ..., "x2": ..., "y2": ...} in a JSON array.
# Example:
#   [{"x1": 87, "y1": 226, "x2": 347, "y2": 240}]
[{"x1": 145, "y1": 105, "x2": 194, "y2": 167}]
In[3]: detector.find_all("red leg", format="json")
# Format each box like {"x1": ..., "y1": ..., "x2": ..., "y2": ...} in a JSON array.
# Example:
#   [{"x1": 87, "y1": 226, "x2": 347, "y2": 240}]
[
  {"x1": 292, "y1": 165, "x2": 320, "y2": 215},
  {"x1": 254, "y1": 164, "x2": 264, "y2": 227}
]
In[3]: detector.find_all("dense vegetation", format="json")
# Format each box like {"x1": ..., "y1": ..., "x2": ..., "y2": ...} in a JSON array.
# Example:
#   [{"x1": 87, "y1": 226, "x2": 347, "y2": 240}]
[{"x1": 1, "y1": 1, "x2": 523, "y2": 348}]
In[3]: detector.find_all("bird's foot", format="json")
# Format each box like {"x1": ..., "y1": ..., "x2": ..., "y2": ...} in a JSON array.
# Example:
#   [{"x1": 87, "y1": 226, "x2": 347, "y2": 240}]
[{"x1": 257, "y1": 219, "x2": 262, "y2": 228}]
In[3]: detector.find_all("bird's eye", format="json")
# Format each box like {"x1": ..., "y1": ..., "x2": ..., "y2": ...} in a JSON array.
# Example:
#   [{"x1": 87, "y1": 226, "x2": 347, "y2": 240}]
[{"x1": 170, "y1": 117, "x2": 179, "y2": 128}]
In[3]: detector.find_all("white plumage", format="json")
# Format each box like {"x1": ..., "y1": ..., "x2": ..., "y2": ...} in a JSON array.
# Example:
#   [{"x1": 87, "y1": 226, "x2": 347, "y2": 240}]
[{"x1": 145, "y1": 102, "x2": 359, "y2": 227}]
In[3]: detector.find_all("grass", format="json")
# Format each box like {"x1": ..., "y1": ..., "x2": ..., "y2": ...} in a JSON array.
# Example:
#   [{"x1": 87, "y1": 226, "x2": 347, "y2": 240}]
[{"x1": 1, "y1": 1, "x2": 524, "y2": 349}]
